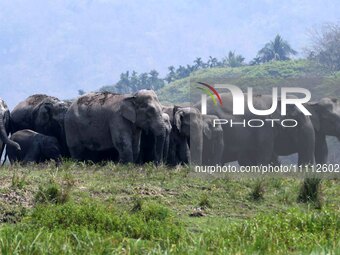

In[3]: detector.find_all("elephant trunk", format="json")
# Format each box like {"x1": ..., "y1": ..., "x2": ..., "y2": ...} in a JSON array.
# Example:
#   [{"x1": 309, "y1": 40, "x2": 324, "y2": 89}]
[
  {"x1": 190, "y1": 124, "x2": 203, "y2": 165},
  {"x1": 0, "y1": 112, "x2": 21, "y2": 151},
  {"x1": 162, "y1": 131, "x2": 170, "y2": 162},
  {"x1": 151, "y1": 119, "x2": 166, "y2": 164},
  {"x1": 59, "y1": 125, "x2": 70, "y2": 157},
  {"x1": 154, "y1": 132, "x2": 165, "y2": 165}
]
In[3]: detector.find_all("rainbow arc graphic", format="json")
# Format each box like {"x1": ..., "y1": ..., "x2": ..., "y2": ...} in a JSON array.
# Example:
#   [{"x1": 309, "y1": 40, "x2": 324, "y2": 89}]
[{"x1": 195, "y1": 82, "x2": 223, "y2": 106}]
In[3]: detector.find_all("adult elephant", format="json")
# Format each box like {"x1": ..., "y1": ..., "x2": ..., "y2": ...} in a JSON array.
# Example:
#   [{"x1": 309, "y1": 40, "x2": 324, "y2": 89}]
[
  {"x1": 11, "y1": 94, "x2": 69, "y2": 157},
  {"x1": 0, "y1": 98, "x2": 21, "y2": 160},
  {"x1": 202, "y1": 114, "x2": 224, "y2": 165},
  {"x1": 163, "y1": 106, "x2": 203, "y2": 165},
  {"x1": 7, "y1": 129, "x2": 62, "y2": 165},
  {"x1": 64, "y1": 90, "x2": 167, "y2": 164},
  {"x1": 199, "y1": 93, "x2": 315, "y2": 166},
  {"x1": 308, "y1": 98, "x2": 340, "y2": 163},
  {"x1": 138, "y1": 113, "x2": 171, "y2": 164}
]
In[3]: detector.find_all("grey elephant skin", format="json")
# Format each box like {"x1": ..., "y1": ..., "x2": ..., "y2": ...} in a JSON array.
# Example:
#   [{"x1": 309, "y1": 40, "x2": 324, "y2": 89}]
[
  {"x1": 7, "y1": 129, "x2": 62, "y2": 165},
  {"x1": 198, "y1": 92, "x2": 315, "y2": 166},
  {"x1": 11, "y1": 94, "x2": 69, "y2": 157},
  {"x1": 138, "y1": 113, "x2": 171, "y2": 164},
  {"x1": 64, "y1": 90, "x2": 167, "y2": 164},
  {"x1": 202, "y1": 114, "x2": 224, "y2": 165},
  {"x1": 163, "y1": 106, "x2": 203, "y2": 165},
  {"x1": 308, "y1": 98, "x2": 340, "y2": 163},
  {"x1": 0, "y1": 98, "x2": 21, "y2": 160}
]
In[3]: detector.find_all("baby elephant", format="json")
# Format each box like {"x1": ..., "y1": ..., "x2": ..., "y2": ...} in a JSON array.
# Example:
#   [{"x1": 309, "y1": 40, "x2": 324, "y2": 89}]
[{"x1": 7, "y1": 129, "x2": 62, "y2": 165}]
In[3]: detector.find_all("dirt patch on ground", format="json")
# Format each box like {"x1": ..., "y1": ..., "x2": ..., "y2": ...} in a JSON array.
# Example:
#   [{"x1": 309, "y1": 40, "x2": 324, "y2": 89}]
[
  {"x1": 0, "y1": 189, "x2": 33, "y2": 208},
  {"x1": 134, "y1": 185, "x2": 164, "y2": 197},
  {"x1": 0, "y1": 189, "x2": 34, "y2": 223}
]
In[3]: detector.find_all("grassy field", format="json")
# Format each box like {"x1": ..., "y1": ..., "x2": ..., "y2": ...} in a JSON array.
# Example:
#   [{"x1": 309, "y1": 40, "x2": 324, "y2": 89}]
[{"x1": 0, "y1": 162, "x2": 339, "y2": 254}]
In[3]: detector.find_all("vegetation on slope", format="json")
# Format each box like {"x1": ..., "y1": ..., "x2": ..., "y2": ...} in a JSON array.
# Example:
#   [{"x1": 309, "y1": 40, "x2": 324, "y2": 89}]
[{"x1": 158, "y1": 59, "x2": 340, "y2": 105}]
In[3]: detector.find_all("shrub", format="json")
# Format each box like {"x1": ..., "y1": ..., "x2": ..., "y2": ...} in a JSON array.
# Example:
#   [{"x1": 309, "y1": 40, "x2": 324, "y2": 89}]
[
  {"x1": 249, "y1": 179, "x2": 265, "y2": 201},
  {"x1": 298, "y1": 178, "x2": 323, "y2": 208},
  {"x1": 34, "y1": 181, "x2": 70, "y2": 205},
  {"x1": 198, "y1": 194, "x2": 212, "y2": 209}
]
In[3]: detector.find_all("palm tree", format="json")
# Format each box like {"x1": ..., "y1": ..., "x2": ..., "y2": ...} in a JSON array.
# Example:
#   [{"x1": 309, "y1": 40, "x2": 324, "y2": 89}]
[
  {"x1": 207, "y1": 56, "x2": 218, "y2": 67},
  {"x1": 165, "y1": 66, "x2": 176, "y2": 83},
  {"x1": 193, "y1": 57, "x2": 204, "y2": 70},
  {"x1": 257, "y1": 34, "x2": 297, "y2": 63},
  {"x1": 224, "y1": 51, "x2": 245, "y2": 67}
]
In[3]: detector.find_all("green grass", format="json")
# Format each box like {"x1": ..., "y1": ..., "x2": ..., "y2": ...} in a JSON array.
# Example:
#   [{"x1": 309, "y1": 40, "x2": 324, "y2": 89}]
[{"x1": 0, "y1": 162, "x2": 339, "y2": 254}]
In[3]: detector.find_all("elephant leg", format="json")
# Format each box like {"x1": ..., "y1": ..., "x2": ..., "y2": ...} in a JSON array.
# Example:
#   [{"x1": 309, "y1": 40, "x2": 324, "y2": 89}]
[
  {"x1": 177, "y1": 138, "x2": 190, "y2": 164},
  {"x1": 132, "y1": 129, "x2": 141, "y2": 163},
  {"x1": 23, "y1": 140, "x2": 41, "y2": 164},
  {"x1": 221, "y1": 149, "x2": 238, "y2": 164},
  {"x1": 270, "y1": 153, "x2": 281, "y2": 166},
  {"x1": 69, "y1": 143, "x2": 86, "y2": 161},
  {"x1": 297, "y1": 125, "x2": 315, "y2": 165},
  {"x1": 212, "y1": 136, "x2": 224, "y2": 165},
  {"x1": 238, "y1": 150, "x2": 257, "y2": 166},
  {"x1": 166, "y1": 137, "x2": 177, "y2": 165},
  {"x1": 113, "y1": 132, "x2": 133, "y2": 164},
  {"x1": 315, "y1": 134, "x2": 328, "y2": 164}
]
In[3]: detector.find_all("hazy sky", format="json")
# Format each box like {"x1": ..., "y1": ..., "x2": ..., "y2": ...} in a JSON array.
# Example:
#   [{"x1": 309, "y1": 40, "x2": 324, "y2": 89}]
[{"x1": 0, "y1": 0, "x2": 339, "y2": 108}]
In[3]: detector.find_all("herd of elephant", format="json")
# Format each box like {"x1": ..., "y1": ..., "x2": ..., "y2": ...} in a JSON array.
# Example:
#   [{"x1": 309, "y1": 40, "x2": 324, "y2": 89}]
[{"x1": 0, "y1": 89, "x2": 339, "y2": 167}]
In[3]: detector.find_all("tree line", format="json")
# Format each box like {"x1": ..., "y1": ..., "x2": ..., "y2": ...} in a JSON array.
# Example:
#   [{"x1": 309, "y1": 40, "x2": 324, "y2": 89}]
[{"x1": 80, "y1": 23, "x2": 339, "y2": 95}]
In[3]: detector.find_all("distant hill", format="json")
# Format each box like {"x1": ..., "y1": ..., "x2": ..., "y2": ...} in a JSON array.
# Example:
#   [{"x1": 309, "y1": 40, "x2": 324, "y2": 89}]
[{"x1": 158, "y1": 60, "x2": 340, "y2": 105}]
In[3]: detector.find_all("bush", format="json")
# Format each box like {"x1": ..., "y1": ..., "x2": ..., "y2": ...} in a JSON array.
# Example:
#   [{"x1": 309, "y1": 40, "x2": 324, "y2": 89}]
[
  {"x1": 34, "y1": 181, "x2": 70, "y2": 205},
  {"x1": 298, "y1": 178, "x2": 323, "y2": 208},
  {"x1": 249, "y1": 179, "x2": 265, "y2": 201}
]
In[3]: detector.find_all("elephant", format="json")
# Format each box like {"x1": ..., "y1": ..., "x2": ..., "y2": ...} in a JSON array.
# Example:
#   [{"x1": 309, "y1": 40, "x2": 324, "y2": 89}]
[
  {"x1": 198, "y1": 92, "x2": 315, "y2": 166},
  {"x1": 11, "y1": 94, "x2": 70, "y2": 157},
  {"x1": 0, "y1": 98, "x2": 21, "y2": 161},
  {"x1": 307, "y1": 98, "x2": 340, "y2": 163},
  {"x1": 162, "y1": 106, "x2": 203, "y2": 165},
  {"x1": 202, "y1": 114, "x2": 224, "y2": 165},
  {"x1": 7, "y1": 129, "x2": 62, "y2": 165},
  {"x1": 64, "y1": 90, "x2": 167, "y2": 164},
  {"x1": 138, "y1": 113, "x2": 171, "y2": 164}
]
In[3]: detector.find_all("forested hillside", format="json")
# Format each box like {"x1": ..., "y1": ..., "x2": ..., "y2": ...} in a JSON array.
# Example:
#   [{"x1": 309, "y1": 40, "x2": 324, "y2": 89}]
[{"x1": 157, "y1": 60, "x2": 340, "y2": 105}]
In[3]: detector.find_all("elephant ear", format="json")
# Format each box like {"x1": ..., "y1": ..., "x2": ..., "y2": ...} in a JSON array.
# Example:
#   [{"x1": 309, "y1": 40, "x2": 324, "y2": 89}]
[
  {"x1": 174, "y1": 109, "x2": 183, "y2": 131},
  {"x1": 32, "y1": 102, "x2": 53, "y2": 129},
  {"x1": 308, "y1": 102, "x2": 321, "y2": 131},
  {"x1": 121, "y1": 97, "x2": 136, "y2": 123},
  {"x1": 203, "y1": 120, "x2": 212, "y2": 139}
]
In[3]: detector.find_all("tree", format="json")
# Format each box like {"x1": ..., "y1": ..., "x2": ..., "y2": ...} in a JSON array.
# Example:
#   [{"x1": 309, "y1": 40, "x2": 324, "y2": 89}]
[
  {"x1": 78, "y1": 89, "x2": 86, "y2": 95},
  {"x1": 149, "y1": 69, "x2": 164, "y2": 90},
  {"x1": 165, "y1": 66, "x2": 176, "y2": 83},
  {"x1": 207, "y1": 56, "x2": 219, "y2": 67},
  {"x1": 176, "y1": 65, "x2": 190, "y2": 79},
  {"x1": 305, "y1": 23, "x2": 340, "y2": 71},
  {"x1": 115, "y1": 71, "x2": 131, "y2": 93},
  {"x1": 99, "y1": 85, "x2": 116, "y2": 93},
  {"x1": 249, "y1": 56, "x2": 262, "y2": 66},
  {"x1": 256, "y1": 35, "x2": 297, "y2": 63},
  {"x1": 193, "y1": 57, "x2": 204, "y2": 70},
  {"x1": 223, "y1": 51, "x2": 245, "y2": 67}
]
